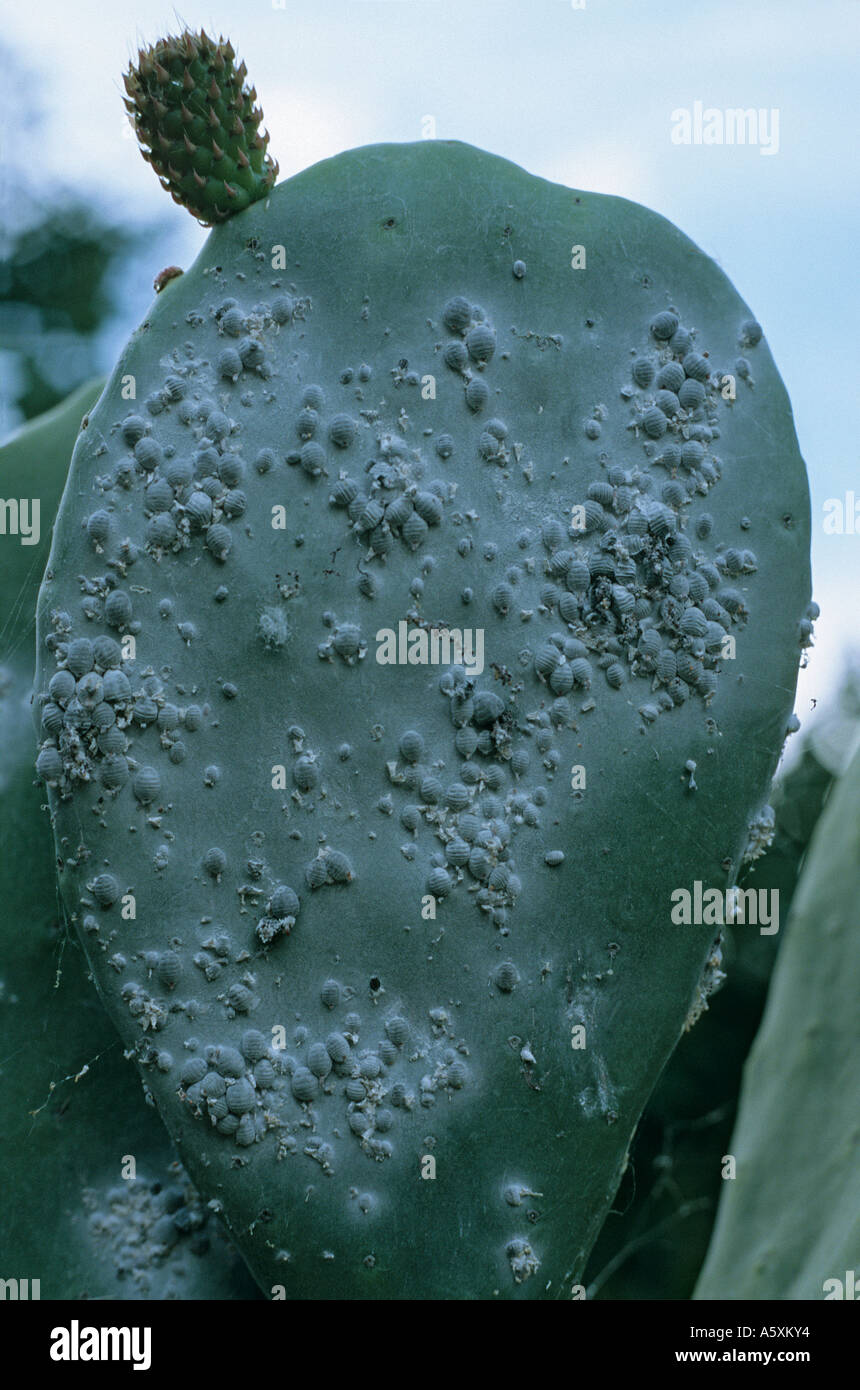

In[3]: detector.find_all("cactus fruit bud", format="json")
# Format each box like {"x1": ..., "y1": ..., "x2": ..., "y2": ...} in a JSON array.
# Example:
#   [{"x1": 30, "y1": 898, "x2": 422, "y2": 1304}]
[{"x1": 123, "y1": 29, "x2": 278, "y2": 224}]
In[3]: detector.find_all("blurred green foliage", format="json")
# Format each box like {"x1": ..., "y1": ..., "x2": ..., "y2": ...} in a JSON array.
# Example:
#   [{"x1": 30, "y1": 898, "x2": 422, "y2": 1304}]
[
  {"x1": 0, "y1": 203, "x2": 145, "y2": 426},
  {"x1": 0, "y1": 43, "x2": 163, "y2": 432}
]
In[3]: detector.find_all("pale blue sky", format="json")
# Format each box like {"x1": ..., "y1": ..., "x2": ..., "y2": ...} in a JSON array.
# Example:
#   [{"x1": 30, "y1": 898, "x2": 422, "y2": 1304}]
[{"x1": 3, "y1": 0, "x2": 858, "y2": 746}]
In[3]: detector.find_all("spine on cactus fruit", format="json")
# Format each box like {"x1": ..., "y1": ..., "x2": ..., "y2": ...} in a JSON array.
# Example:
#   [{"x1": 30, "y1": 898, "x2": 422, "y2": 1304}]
[{"x1": 123, "y1": 28, "x2": 278, "y2": 225}]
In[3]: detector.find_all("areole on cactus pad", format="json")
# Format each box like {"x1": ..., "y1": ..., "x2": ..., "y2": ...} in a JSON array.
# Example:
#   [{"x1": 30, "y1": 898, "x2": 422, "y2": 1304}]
[{"x1": 35, "y1": 30, "x2": 813, "y2": 1298}]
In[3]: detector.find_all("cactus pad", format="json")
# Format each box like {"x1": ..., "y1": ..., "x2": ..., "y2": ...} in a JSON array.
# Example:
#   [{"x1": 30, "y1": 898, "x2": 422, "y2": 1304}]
[
  {"x1": 34, "y1": 140, "x2": 812, "y2": 1298},
  {"x1": 123, "y1": 30, "x2": 278, "y2": 225}
]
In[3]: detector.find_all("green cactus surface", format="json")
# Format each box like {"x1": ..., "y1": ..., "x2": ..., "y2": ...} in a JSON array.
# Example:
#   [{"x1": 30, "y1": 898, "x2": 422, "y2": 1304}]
[
  {"x1": 33, "y1": 135, "x2": 812, "y2": 1298},
  {"x1": 694, "y1": 742, "x2": 860, "y2": 1300},
  {"x1": 123, "y1": 30, "x2": 278, "y2": 225},
  {"x1": 1, "y1": 384, "x2": 258, "y2": 1299}
]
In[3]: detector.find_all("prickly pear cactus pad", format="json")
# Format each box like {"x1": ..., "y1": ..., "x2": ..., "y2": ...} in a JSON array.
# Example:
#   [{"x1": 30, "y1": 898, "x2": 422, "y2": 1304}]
[
  {"x1": 35, "y1": 138, "x2": 812, "y2": 1299},
  {"x1": 123, "y1": 31, "x2": 278, "y2": 225}
]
